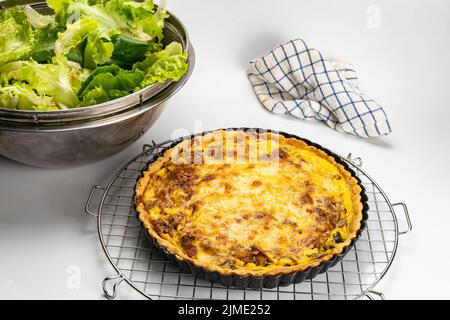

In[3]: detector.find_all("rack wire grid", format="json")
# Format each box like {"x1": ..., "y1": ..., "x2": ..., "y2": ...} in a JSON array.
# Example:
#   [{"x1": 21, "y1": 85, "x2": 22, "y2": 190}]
[{"x1": 85, "y1": 141, "x2": 412, "y2": 300}]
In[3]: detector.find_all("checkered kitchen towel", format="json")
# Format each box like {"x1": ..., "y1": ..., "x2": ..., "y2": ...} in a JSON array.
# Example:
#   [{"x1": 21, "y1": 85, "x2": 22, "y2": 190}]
[{"x1": 247, "y1": 39, "x2": 391, "y2": 138}]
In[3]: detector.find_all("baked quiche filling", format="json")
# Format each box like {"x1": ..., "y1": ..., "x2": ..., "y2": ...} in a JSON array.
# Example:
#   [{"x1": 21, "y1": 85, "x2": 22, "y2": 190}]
[{"x1": 135, "y1": 130, "x2": 363, "y2": 277}]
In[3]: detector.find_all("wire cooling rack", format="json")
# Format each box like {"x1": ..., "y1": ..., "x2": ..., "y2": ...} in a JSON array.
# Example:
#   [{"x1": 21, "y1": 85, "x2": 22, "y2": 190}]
[{"x1": 85, "y1": 141, "x2": 412, "y2": 300}]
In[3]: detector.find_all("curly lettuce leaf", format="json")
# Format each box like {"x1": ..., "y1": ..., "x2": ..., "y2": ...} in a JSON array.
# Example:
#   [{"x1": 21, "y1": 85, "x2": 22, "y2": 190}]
[
  {"x1": 48, "y1": 0, "x2": 167, "y2": 42},
  {"x1": 22, "y1": 5, "x2": 54, "y2": 29},
  {"x1": 53, "y1": 12, "x2": 114, "y2": 69},
  {"x1": 27, "y1": 22, "x2": 64, "y2": 63},
  {"x1": 78, "y1": 86, "x2": 129, "y2": 107},
  {"x1": 0, "y1": 84, "x2": 59, "y2": 110},
  {"x1": 78, "y1": 64, "x2": 143, "y2": 101},
  {"x1": 0, "y1": 7, "x2": 35, "y2": 66},
  {"x1": 48, "y1": 0, "x2": 177, "y2": 72},
  {"x1": 66, "y1": 41, "x2": 86, "y2": 65},
  {"x1": 53, "y1": 16, "x2": 115, "y2": 69},
  {"x1": 84, "y1": 34, "x2": 114, "y2": 69},
  {"x1": 134, "y1": 42, "x2": 188, "y2": 87},
  {"x1": 54, "y1": 17, "x2": 98, "y2": 59},
  {"x1": 141, "y1": 53, "x2": 188, "y2": 86},
  {"x1": 0, "y1": 60, "x2": 81, "y2": 109},
  {"x1": 21, "y1": 6, "x2": 59, "y2": 63},
  {"x1": 110, "y1": 34, "x2": 150, "y2": 67},
  {"x1": 104, "y1": 0, "x2": 168, "y2": 41}
]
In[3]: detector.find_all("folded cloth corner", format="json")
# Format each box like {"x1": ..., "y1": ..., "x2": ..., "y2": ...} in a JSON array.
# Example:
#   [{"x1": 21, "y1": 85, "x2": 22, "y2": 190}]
[{"x1": 247, "y1": 39, "x2": 391, "y2": 138}]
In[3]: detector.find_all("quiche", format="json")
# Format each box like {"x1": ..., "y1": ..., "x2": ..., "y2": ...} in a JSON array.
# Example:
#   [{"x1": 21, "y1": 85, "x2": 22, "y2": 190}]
[{"x1": 135, "y1": 130, "x2": 364, "y2": 278}]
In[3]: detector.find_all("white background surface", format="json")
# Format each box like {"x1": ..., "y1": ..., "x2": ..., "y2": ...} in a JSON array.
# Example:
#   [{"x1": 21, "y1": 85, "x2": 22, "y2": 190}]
[{"x1": 0, "y1": 0, "x2": 449, "y2": 300}]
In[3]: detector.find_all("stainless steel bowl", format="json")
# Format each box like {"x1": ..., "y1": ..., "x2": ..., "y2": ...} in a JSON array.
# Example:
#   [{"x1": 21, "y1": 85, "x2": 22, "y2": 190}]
[{"x1": 0, "y1": 1, "x2": 195, "y2": 168}]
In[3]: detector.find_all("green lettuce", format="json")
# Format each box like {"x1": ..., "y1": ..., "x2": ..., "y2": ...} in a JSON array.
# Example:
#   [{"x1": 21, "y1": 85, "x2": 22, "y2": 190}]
[
  {"x1": 28, "y1": 22, "x2": 64, "y2": 63},
  {"x1": 135, "y1": 42, "x2": 188, "y2": 87},
  {"x1": 84, "y1": 33, "x2": 114, "y2": 69},
  {"x1": 110, "y1": 34, "x2": 151, "y2": 67},
  {"x1": 78, "y1": 86, "x2": 129, "y2": 107},
  {"x1": 48, "y1": 0, "x2": 167, "y2": 42},
  {"x1": 0, "y1": 7, "x2": 35, "y2": 66},
  {"x1": 66, "y1": 41, "x2": 86, "y2": 65},
  {"x1": 49, "y1": 0, "x2": 168, "y2": 69},
  {"x1": 0, "y1": 85, "x2": 58, "y2": 110},
  {"x1": 22, "y1": 5, "x2": 54, "y2": 29},
  {"x1": 0, "y1": 60, "x2": 81, "y2": 109},
  {"x1": 54, "y1": 17, "x2": 98, "y2": 60},
  {"x1": 52, "y1": 16, "x2": 115, "y2": 70},
  {"x1": 103, "y1": 0, "x2": 168, "y2": 41},
  {"x1": 0, "y1": 1, "x2": 188, "y2": 110},
  {"x1": 78, "y1": 64, "x2": 143, "y2": 104}
]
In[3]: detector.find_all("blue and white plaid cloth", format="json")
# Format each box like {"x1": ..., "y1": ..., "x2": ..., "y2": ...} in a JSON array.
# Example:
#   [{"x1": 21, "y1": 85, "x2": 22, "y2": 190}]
[{"x1": 247, "y1": 39, "x2": 391, "y2": 138}]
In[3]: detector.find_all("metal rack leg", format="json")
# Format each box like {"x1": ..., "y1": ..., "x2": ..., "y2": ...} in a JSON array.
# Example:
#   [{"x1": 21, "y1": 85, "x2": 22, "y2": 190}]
[
  {"x1": 85, "y1": 185, "x2": 105, "y2": 217},
  {"x1": 102, "y1": 275, "x2": 124, "y2": 300},
  {"x1": 347, "y1": 153, "x2": 363, "y2": 167},
  {"x1": 393, "y1": 203, "x2": 412, "y2": 235},
  {"x1": 364, "y1": 290, "x2": 385, "y2": 300}
]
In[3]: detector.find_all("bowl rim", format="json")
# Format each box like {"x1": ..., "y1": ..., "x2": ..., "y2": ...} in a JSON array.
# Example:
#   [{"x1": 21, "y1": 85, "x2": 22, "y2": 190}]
[{"x1": 0, "y1": 44, "x2": 195, "y2": 132}]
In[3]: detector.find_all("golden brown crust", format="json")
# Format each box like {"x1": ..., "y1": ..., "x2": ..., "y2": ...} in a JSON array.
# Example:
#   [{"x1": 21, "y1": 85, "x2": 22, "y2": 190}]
[{"x1": 135, "y1": 130, "x2": 363, "y2": 277}]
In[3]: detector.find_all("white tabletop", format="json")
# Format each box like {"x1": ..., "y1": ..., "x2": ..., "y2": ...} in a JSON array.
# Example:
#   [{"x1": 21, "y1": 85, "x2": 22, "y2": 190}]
[{"x1": 1, "y1": 0, "x2": 449, "y2": 300}]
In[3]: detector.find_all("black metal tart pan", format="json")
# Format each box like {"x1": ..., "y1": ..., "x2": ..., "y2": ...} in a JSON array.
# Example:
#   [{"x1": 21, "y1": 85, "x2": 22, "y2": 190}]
[{"x1": 135, "y1": 128, "x2": 369, "y2": 289}]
